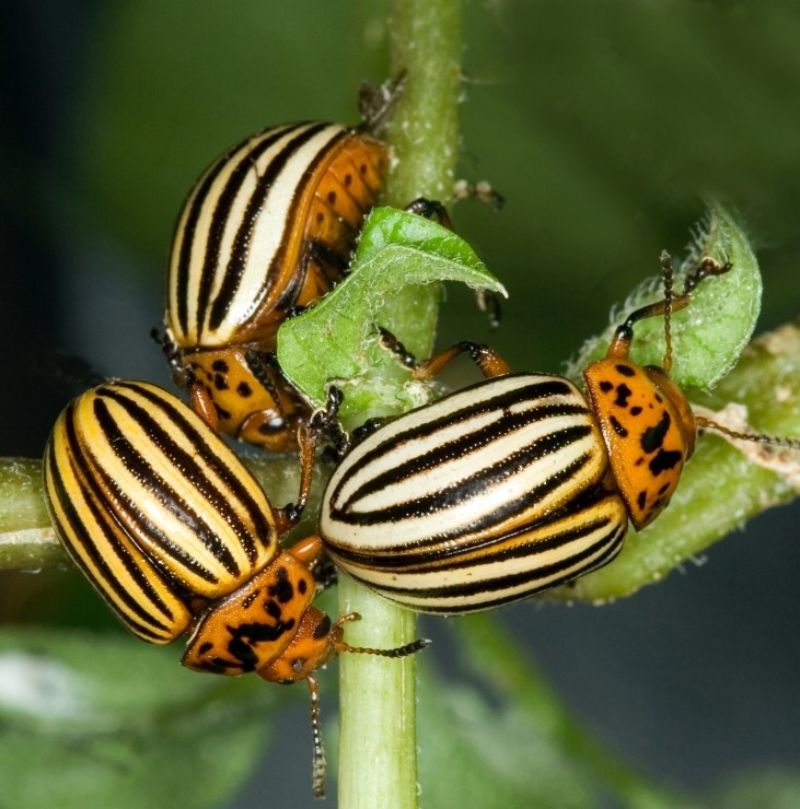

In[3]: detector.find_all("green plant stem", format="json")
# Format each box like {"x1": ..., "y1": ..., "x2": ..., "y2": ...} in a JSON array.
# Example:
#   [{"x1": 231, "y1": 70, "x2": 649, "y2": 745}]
[
  {"x1": 0, "y1": 455, "x2": 327, "y2": 570},
  {"x1": 336, "y1": 3, "x2": 463, "y2": 808}
]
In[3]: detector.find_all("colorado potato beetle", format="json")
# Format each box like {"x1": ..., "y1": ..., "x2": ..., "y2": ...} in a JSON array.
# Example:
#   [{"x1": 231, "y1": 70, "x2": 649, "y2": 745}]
[
  {"x1": 42, "y1": 380, "x2": 426, "y2": 796},
  {"x1": 320, "y1": 255, "x2": 799, "y2": 613},
  {"x1": 159, "y1": 120, "x2": 390, "y2": 451}
]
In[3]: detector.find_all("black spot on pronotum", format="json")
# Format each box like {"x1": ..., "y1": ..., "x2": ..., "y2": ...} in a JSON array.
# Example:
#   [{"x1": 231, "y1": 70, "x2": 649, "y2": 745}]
[
  {"x1": 599, "y1": 380, "x2": 614, "y2": 393},
  {"x1": 212, "y1": 359, "x2": 229, "y2": 373},
  {"x1": 215, "y1": 404, "x2": 232, "y2": 421},
  {"x1": 298, "y1": 579, "x2": 308, "y2": 595},
  {"x1": 615, "y1": 364, "x2": 636, "y2": 377},
  {"x1": 313, "y1": 614, "x2": 332, "y2": 639},
  {"x1": 614, "y1": 383, "x2": 633, "y2": 408},
  {"x1": 214, "y1": 373, "x2": 229, "y2": 391},
  {"x1": 637, "y1": 491, "x2": 647, "y2": 510},
  {"x1": 649, "y1": 449, "x2": 682, "y2": 475},
  {"x1": 630, "y1": 406, "x2": 642, "y2": 416},
  {"x1": 226, "y1": 618, "x2": 298, "y2": 670},
  {"x1": 200, "y1": 657, "x2": 234, "y2": 674},
  {"x1": 227, "y1": 635, "x2": 259, "y2": 671},
  {"x1": 242, "y1": 590, "x2": 259, "y2": 610},
  {"x1": 268, "y1": 566, "x2": 294, "y2": 604},
  {"x1": 641, "y1": 411, "x2": 671, "y2": 453},
  {"x1": 265, "y1": 599, "x2": 282, "y2": 620},
  {"x1": 609, "y1": 415, "x2": 629, "y2": 438},
  {"x1": 237, "y1": 381, "x2": 252, "y2": 398}
]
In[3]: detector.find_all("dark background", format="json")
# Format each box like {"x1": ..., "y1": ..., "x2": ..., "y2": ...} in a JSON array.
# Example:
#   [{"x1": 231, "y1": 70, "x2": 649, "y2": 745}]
[{"x1": 3, "y1": 2, "x2": 799, "y2": 807}]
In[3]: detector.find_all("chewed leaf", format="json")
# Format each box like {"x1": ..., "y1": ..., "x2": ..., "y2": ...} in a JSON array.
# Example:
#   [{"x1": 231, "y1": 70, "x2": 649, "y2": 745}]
[
  {"x1": 567, "y1": 202, "x2": 761, "y2": 390},
  {"x1": 277, "y1": 207, "x2": 507, "y2": 421}
]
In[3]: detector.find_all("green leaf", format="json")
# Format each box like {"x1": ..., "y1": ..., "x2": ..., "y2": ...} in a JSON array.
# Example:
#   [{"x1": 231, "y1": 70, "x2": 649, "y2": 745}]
[
  {"x1": 710, "y1": 770, "x2": 800, "y2": 809},
  {"x1": 277, "y1": 207, "x2": 506, "y2": 423},
  {"x1": 566, "y1": 202, "x2": 761, "y2": 390},
  {"x1": 414, "y1": 614, "x2": 695, "y2": 809},
  {"x1": 0, "y1": 629, "x2": 276, "y2": 809},
  {"x1": 417, "y1": 665, "x2": 591, "y2": 809},
  {"x1": 450, "y1": 613, "x2": 696, "y2": 809}
]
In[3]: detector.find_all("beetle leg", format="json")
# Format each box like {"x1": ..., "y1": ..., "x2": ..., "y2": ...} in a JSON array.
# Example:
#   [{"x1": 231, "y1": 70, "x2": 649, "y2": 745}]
[
  {"x1": 378, "y1": 326, "x2": 512, "y2": 380},
  {"x1": 276, "y1": 387, "x2": 344, "y2": 529},
  {"x1": 475, "y1": 288, "x2": 502, "y2": 331},
  {"x1": 452, "y1": 178, "x2": 505, "y2": 211},
  {"x1": 305, "y1": 239, "x2": 350, "y2": 288},
  {"x1": 405, "y1": 197, "x2": 502, "y2": 329},
  {"x1": 358, "y1": 72, "x2": 406, "y2": 135},
  {"x1": 189, "y1": 383, "x2": 219, "y2": 432},
  {"x1": 404, "y1": 197, "x2": 453, "y2": 229},
  {"x1": 606, "y1": 253, "x2": 733, "y2": 361}
]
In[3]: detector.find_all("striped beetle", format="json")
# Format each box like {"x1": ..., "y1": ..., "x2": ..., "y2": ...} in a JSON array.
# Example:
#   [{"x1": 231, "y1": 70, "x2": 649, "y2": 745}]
[
  {"x1": 43, "y1": 379, "x2": 426, "y2": 797},
  {"x1": 320, "y1": 254, "x2": 800, "y2": 613},
  {"x1": 159, "y1": 120, "x2": 389, "y2": 452}
]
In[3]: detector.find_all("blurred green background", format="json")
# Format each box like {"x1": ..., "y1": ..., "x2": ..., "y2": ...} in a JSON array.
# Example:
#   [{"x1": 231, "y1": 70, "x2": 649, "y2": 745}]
[{"x1": 2, "y1": 2, "x2": 799, "y2": 808}]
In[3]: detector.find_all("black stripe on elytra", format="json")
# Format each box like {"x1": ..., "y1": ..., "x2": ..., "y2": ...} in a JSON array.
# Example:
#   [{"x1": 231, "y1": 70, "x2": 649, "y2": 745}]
[
  {"x1": 341, "y1": 401, "x2": 589, "y2": 508},
  {"x1": 62, "y1": 409, "x2": 186, "y2": 619},
  {"x1": 350, "y1": 521, "x2": 624, "y2": 606},
  {"x1": 116, "y1": 382, "x2": 273, "y2": 557},
  {"x1": 92, "y1": 395, "x2": 239, "y2": 579},
  {"x1": 47, "y1": 430, "x2": 174, "y2": 640},
  {"x1": 208, "y1": 123, "x2": 338, "y2": 332},
  {"x1": 101, "y1": 386, "x2": 261, "y2": 565},
  {"x1": 331, "y1": 493, "x2": 620, "y2": 571},
  {"x1": 191, "y1": 124, "x2": 305, "y2": 337},
  {"x1": 418, "y1": 528, "x2": 624, "y2": 614},
  {"x1": 333, "y1": 376, "x2": 579, "y2": 500},
  {"x1": 332, "y1": 426, "x2": 594, "y2": 528},
  {"x1": 173, "y1": 144, "x2": 240, "y2": 337},
  {"x1": 96, "y1": 389, "x2": 257, "y2": 575},
  {"x1": 268, "y1": 130, "x2": 356, "y2": 312}
]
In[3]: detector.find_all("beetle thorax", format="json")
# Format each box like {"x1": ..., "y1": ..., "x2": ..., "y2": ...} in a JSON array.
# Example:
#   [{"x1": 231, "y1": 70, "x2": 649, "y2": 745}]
[{"x1": 584, "y1": 358, "x2": 693, "y2": 530}]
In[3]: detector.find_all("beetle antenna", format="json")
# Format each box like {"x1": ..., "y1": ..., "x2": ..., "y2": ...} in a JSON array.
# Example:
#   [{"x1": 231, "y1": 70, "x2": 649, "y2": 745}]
[
  {"x1": 683, "y1": 256, "x2": 732, "y2": 295},
  {"x1": 307, "y1": 675, "x2": 327, "y2": 800},
  {"x1": 339, "y1": 637, "x2": 432, "y2": 658},
  {"x1": 333, "y1": 611, "x2": 432, "y2": 658},
  {"x1": 608, "y1": 254, "x2": 733, "y2": 360},
  {"x1": 695, "y1": 416, "x2": 800, "y2": 450}
]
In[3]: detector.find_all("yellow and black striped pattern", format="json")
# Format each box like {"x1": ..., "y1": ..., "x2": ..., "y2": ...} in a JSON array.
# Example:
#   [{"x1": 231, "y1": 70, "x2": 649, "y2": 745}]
[
  {"x1": 166, "y1": 121, "x2": 386, "y2": 348},
  {"x1": 43, "y1": 381, "x2": 279, "y2": 642},
  {"x1": 320, "y1": 374, "x2": 628, "y2": 613}
]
